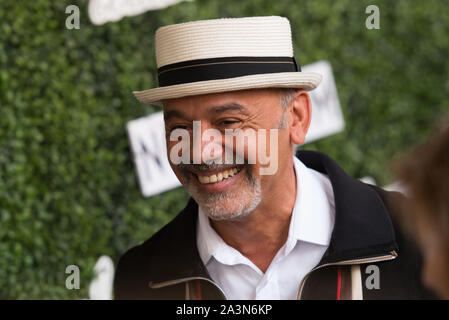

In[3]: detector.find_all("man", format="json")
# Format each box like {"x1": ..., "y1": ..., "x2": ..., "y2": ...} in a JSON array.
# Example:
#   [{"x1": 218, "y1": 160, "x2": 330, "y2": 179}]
[{"x1": 114, "y1": 16, "x2": 434, "y2": 299}]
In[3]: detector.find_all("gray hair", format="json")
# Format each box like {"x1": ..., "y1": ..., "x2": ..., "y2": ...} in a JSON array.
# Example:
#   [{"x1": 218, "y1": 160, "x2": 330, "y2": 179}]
[
  {"x1": 280, "y1": 88, "x2": 298, "y2": 109},
  {"x1": 278, "y1": 88, "x2": 300, "y2": 153},
  {"x1": 278, "y1": 88, "x2": 297, "y2": 129}
]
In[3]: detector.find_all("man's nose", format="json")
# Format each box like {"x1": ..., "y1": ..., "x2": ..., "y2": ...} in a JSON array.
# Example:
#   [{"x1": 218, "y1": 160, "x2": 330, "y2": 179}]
[{"x1": 192, "y1": 122, "x2": 224, "y2": 164}]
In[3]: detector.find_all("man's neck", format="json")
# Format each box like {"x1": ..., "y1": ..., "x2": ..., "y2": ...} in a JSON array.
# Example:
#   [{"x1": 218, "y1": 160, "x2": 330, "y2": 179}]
[{"x1": 210, "y1": 161, "x2": 297, "y2": 273}]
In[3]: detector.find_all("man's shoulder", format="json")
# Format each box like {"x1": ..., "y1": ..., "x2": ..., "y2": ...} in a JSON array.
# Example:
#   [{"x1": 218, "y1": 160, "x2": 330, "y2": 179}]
[
  {"x1": 113, "y1": 224, "x2": 175, "y2": 299},
  {"x1": 116, "y1": 200, "x2": 197, "y2": 267},
  {"x1": 368, "y1": 185, "x2": 420, "y2": 260},
  {"x1": 113, "y1": 199, "x2": 201, "y2": 299},
  {"x1": 115, "y1": 226, "x2": 168, "y2": 276}
]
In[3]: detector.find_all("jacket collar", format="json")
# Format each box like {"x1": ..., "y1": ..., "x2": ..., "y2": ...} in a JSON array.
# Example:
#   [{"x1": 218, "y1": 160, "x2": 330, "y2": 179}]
[
  {"x1": 146, "y1": 150, "x2": 398, "y2": 284},
  {"x1": 295, "y1": 151, "x2": 397, "y2": 265}
]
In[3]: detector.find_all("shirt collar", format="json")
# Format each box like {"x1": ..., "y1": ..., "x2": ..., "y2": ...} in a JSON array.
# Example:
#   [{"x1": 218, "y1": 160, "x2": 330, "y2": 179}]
[
  {"x1": 196, "y1": 205, "x2": 221, "y2": 264},
  {"x1": 288, "y1": 156, "x2": 335, "y2": 248},
  {"x1": 196, "y1": 156, "x2": 335, "y2": 265}
]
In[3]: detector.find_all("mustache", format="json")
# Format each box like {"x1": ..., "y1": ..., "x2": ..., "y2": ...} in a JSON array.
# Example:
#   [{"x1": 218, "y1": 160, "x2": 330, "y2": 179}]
[{"x1": 176, "y1": 152, "x2": 248, "y2": 173}]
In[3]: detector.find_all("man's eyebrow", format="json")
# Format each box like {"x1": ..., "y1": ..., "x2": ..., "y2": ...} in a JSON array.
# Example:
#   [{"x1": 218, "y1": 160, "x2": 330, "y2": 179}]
[
  {"x1": 164, "y1": 103, "x2": 249, "y2": 122},
  {"x1": 164, "y1": 110, "x2": 189, "y2": 122},
  {"x1": 209, "y1": 103, "x2": 249, "y2": 114}
]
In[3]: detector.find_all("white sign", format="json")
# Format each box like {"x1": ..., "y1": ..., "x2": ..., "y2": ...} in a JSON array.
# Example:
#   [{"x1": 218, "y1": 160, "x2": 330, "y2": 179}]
[
  {"x1": 88, "y1": 0, "x2": 192, "y2": 25},
  {"x1": 303, "y1": 60, "x2": 345, "y2": 143},
  {"x1": 127, "y1": 60, "x2": 344, "y2": 197},
  {"x1": 88, "y1": 255, "x2": 114, "y2": 300},
  {"x1": 127, "y1": 112, "x2": 181, "y2": 197}
]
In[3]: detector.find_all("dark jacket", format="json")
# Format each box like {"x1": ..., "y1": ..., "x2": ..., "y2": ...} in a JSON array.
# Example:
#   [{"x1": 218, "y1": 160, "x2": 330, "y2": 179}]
[{"x1": 114, "y1": 151, "x2": 436, "y2": 300}]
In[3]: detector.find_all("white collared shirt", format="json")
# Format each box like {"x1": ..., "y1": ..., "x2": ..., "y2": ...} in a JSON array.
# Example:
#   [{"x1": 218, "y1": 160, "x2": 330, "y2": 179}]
[{"x1": 196, "y1": 157, "x2": 335, "y2": 300}]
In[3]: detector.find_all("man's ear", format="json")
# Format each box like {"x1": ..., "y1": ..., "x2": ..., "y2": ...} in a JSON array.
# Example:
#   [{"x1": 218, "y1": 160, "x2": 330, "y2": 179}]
[{"x1": 289, "y1": 90, "x2": 312, "y2": 145}]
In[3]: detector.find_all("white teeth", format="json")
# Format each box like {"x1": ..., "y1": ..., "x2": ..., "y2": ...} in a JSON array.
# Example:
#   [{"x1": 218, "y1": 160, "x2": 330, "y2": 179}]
[
  {"x1": 198, "y1": 176, "x2": 210, "y2": 184},
  {"x1": 197, "y1": 167, "x2": 241, "y2": 184}
]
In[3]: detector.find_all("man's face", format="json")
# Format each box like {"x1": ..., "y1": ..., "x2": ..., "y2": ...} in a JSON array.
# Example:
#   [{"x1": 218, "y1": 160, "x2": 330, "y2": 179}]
[{"x1": 163, "y1": 89, "x2": 305, "y2": 221}]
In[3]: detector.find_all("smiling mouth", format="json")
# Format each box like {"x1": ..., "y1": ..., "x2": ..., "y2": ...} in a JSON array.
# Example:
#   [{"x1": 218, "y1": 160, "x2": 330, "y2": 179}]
[{"x1": 195, "y1": 166, "x2": 243, "y2": 184}]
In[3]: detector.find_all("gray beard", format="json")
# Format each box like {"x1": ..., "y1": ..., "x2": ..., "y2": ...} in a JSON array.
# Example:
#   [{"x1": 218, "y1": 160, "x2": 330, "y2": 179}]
[
  {"x1": 198, "y1": 177, "x2": 261, "y2": 221},
  {"x1": 179, "y1": 164, "x2": 262, "y2": 221}
]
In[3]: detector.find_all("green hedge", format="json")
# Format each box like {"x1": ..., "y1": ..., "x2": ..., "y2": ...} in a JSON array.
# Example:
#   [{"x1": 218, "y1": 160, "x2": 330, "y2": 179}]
[{"x1": 0, "y1": 0, "x2": 448, "y2": 299}]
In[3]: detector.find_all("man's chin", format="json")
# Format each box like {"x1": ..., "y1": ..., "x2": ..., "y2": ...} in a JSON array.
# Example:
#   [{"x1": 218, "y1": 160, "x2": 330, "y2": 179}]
[
  {"x1": 206, "y1": 208, "x2": 253, "y2": 222},
  {"x1": 186, "y1": 171, "x2": 262, "y2": 221},
  {"x1": 197, "y1": 195, "x2": 262, "y2": 222}
]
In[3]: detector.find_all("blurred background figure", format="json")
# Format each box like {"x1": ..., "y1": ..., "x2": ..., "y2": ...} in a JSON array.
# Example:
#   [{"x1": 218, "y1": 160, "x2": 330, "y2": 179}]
[{"x1": 395, "y1": 117, "x2": 449, "y2": 299}]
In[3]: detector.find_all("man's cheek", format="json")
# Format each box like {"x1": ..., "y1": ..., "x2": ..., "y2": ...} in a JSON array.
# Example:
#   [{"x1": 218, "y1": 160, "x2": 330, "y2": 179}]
[
  {"x1": 257, "y1": 129, "x2": 279, "y2": 176},
  {"x1": 232, "y1": 128, "x2": 257, "y2": 165},
  {"x1": 168, "y1": 129, "x2": 191, "y2": 165},
  {"x1": 170, "y1": 166, "x2": 186, "y2": 183}
]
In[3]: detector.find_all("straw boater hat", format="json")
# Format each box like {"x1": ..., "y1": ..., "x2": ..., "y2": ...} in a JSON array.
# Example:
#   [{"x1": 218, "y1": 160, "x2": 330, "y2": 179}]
[{"x1": 133, "y1": 16, "x2": 322, "y2": 105}]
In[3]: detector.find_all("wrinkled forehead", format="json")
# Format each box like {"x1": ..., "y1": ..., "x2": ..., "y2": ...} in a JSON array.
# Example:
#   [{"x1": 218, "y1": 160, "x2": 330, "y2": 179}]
[{"x1": 162, "y1": 89, "x2": 283, "y2": 119}]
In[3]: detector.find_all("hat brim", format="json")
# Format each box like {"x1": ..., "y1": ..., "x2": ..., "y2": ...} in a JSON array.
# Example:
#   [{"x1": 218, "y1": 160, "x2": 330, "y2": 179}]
[{"x1": 133, "y1": 72, "x2": 322, "y2": 106}]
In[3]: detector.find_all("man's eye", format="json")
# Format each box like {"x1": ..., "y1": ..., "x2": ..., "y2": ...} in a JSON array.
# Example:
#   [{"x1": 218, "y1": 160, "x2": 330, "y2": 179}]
[
  {"x1": 170, "y1": 125, "x2": 189, "y2": 130},
  {"x1": 220, "y1": 120, "x2": 240, "y2": 126}
]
